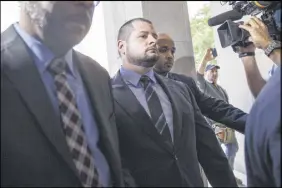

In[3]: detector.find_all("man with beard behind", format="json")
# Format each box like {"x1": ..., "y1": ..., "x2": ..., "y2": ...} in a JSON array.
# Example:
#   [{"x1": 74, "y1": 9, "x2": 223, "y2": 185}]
[
  {"x1": 111, "y1": 18, "x2": 238, "y2": 187},
  {"x1": 154, "y1": 33, "x2": 246, "y2": 134},
  {"x1": 1, "y1": 1, "x2": 135, "y2": 187},
  {"x1": 153, "y1": 33, "x2": 248, "y2": 186}
]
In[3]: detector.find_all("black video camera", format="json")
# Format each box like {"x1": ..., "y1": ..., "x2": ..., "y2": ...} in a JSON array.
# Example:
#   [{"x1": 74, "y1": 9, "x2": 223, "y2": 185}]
[{"x1": 217, "y1": 1, "x2": 281, "y2": 49}]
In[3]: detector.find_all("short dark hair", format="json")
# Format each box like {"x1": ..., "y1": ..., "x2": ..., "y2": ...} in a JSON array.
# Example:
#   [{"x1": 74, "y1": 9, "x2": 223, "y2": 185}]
[{"x1": 117, "y1": 17, "x2": 152, "y2": 42}]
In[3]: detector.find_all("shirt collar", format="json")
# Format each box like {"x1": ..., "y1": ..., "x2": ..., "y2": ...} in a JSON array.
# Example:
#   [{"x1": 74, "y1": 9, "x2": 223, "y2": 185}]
[
  {"x1": 13, "y1": 23, "x2": 76, "y2": 77},
  {"x1": 269, "y1": 64, "x2": 278, "y2": 77},
  {"x1": 120, "y1": 66, "x2": 156, "y2": 87}
]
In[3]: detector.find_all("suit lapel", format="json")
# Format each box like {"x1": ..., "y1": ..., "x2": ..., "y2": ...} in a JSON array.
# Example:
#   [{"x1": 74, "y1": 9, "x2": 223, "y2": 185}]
[
  {"x1": 112, "y1": 71, "x2": 173, "y2": 153},
  {"x1": 155, "y1": 74, "x2": 183, "y2": 151},
  {"x1": 74, "y1": 53, "x2": 113, "y2": 123},
  {"x1": 2, "y1": 26, "x2": 80, "y2": 180},
  {"x1": 74, "y1": 54, "x2": 123, "y2": 186},
  {"x1": 74, "y1": 53, "x2": 115, "y2": 144}
]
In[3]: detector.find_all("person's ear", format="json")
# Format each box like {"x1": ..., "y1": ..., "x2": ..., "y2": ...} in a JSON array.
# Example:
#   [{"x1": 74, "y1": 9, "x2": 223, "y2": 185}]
[{"x1": 118, "y1": 40, "x2": 126, "y2": 56}]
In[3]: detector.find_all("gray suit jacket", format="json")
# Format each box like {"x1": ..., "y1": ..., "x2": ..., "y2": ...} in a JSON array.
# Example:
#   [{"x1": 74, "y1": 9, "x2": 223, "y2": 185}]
[
  {"x1": 111, "y1": 71, "x2": 238, "y2": 187},
  {"x1": 1, "y1": 25, "x2": 132, "y2": 187}
]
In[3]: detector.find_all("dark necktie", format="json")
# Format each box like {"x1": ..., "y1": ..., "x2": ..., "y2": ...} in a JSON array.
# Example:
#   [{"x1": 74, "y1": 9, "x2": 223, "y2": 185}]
[
  {"x1": 48, "y1": 58, "x2": 102, "y2": 187},
  {"x1": 139, "y1": 75, "x2": 173, "y2": 143}
]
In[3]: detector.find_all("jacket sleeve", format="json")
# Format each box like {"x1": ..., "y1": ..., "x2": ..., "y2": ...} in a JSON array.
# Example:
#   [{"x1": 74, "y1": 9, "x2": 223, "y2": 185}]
[
  {"x1": 183, "y1": 85, "x2": 238, "y2": 187},
  {"x1": 196, "y1": 72, "x2": 207, "y2": 93},
  {"x1": 173, "y1": 74, "x2": 247, "y2": 134}
]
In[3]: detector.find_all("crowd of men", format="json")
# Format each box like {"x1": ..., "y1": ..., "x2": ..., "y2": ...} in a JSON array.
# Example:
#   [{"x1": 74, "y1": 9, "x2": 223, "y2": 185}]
[{"x1": 1, "y1": 1, "x2": 280, "y2": 187}]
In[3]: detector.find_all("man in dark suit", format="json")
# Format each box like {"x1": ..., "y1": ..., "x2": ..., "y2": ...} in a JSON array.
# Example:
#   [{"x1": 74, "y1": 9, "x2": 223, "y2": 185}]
[
  {"x1": 1, "y1": 1, "x2": 134, "y2": 187},
  {"x1": 112, "y1": 17, "x2": 238, "y2": 187},
  {"x1": 154, "y1": 33, "x2": 246, "y2": 134},
  {"x1": 154, "y1": 33, "x2": 248, "y2": 186}
]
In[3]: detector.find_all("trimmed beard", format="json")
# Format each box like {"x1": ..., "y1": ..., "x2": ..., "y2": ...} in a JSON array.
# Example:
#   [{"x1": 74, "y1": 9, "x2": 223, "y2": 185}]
[{"x1": 126, "y1": 51, "x2": 159, "y2": 68}]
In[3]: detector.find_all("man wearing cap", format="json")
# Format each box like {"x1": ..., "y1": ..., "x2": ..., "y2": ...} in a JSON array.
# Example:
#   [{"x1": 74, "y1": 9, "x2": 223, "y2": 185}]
[{"x1": 197, "y1": 48, "x2": 241, "y2": 185}]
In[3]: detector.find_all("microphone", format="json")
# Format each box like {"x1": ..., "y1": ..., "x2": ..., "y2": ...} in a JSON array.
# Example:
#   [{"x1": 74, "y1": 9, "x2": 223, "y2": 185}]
[{"x1": 208, "y1": 10, "x2": 243, "y2": 26}]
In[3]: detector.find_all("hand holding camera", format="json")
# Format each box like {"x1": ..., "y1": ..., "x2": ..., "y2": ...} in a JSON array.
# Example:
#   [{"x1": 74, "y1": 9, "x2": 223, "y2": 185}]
[
  {"x1": 202, "y1": 48, "x2": 216, "y2": 63},
  {"x1": 211, "y1": 1, "x2": 281, "y2": 52},
  {"x1": 239, "y1": 17, "x2": 272, "y2": 50}
]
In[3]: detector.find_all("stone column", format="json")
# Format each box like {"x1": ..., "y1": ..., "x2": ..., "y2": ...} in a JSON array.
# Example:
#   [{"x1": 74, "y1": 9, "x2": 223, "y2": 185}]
[
  {"x1": 102, "y1": 1, "x2": 196, "y2": 78},
  {"x1": 102, "y1": 1, "x2": 143, "y2": 76},
  {"x1": 142, "y1": 1, "x2": 196, "y2": 78}
]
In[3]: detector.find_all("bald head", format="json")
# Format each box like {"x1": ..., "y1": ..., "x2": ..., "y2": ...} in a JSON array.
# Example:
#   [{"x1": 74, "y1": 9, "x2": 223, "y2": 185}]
[
  {"x1": 157, "y1": 33, "x2": 174, "y2": 42},
  {"x1": 154, "y1": 33, "x2": 176, "y2": 75}
]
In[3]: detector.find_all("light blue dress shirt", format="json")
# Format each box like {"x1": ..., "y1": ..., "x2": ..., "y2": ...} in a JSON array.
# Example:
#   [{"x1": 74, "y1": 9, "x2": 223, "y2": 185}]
[
  {"x1": 13, "y1": 23, "x2": 111, "y2": 186},
  {"x1": 120, "y1": 66, "x2": 174, "y2": 142}
]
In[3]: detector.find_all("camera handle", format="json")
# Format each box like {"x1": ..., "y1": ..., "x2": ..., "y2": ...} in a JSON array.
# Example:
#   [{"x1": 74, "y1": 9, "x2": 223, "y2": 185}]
[{"x1": 231, "y1": 41, "x2": 254, "y2": 53}]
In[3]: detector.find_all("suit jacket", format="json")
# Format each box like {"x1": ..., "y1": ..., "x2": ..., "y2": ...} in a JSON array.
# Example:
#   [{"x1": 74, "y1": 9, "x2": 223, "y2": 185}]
[
  {"x1": 1, "y1": 25, "x2": 132, "y2": 187},
  {"x1": 168, "y1": 72, "x2": 247, "y2": 134},
  {"x1": 111, "y1": 71, "x2": 238, "y2": 187}
]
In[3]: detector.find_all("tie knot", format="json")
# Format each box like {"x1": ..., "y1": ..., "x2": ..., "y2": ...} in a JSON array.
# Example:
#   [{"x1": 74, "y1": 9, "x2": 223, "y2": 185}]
[
  {"x1": 139, "y1": 75, "x2": 151, "y2": 89},
  {"x1": 48, "y1": 58, "x2": 67, "y2": 75}
]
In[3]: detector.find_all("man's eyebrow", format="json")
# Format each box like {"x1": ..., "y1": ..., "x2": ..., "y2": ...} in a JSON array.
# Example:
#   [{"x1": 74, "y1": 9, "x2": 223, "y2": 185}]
[
  {"x1": 158, "y1": 46, "x2": 176, "y2": 51},
  {"x1": 152, "y1": 33, "x2": 158, "y2": 38},
  {"x1": 139, "y1": 31, "x2": 149, "y2": 34}
]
